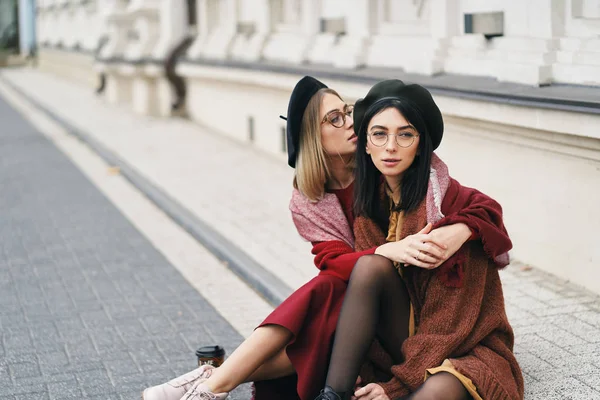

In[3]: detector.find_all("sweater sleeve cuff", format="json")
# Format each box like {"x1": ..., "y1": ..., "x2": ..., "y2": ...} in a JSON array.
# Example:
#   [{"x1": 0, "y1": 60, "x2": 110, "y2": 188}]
[{"x1": 380, "y1": 378, "x2": 409, "y2": 399}]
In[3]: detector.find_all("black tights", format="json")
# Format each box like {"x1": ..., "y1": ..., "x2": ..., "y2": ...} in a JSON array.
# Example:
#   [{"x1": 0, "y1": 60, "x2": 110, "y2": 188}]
[
  {"x1": 401, "y1": 372, "x2": 472, "y2": 400},
  {"x1": 324, "y1": 255, "x2": 471, "y2": 400}
]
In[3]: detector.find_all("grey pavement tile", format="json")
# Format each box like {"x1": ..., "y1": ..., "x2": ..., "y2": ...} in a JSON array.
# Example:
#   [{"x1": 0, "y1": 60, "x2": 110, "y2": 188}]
[
  {"x1": 47, "y1": 378, "x2": 82, "y2": 400},
  {"x1": 574, "y1": 311, "x2": 600, "y2": 329},
  {"x1": 119, "y1": 390, "x2": 143, "y2": 400},
  {"x1": 515, "y1": 282, "x2": 566, "y2": 302},
  {"x1": 77, "y1": 369, "x2": 115, "y2": 396},
  {"x1": 139, "y1": 314, "x2": 177, "y2": 336},
  {"x1": 1, "y1": 383, "x2": 47, "y2": 397},
  {"x1": 14, "y1": 394, "x2": 49, "y2": 400},
  {"x1": 110, "y1": 373, "x2": 149, "y2": 392},
  {"x1": 90, "y1": 394, "x2": 120, "y2": 400},
  {"x1": 130, "y1": 350, "x2": 168, "y2": 370},
  {"x1": 515, "y1": 352, "x2": 555, "y2": 376},
  {"x1": 80, "y1": 309, "x2": 113, "y2": 330},
  {"x1": 554, "y1": 377, "x2": 600, "y2": 400},
  {"x1": 22, "y1": 303, "x2": 54, "y2": 320},
  {"x1": 565, "y1": 342, "x2": 600, "y2": 358},
  {"x1": 89, "y1": 327, "x2": 127, "y2": 354},
  {"x1": 59, "y1": 362, "x2": 106, "y2": 375},
  {"x1": 101, "y1": 302, "x2": 137, "y2": 320},
  {"x1": 103, "y1": 355, "x2": 142, "y2": 378},
  {"x1": 0, "y1": 365, "x2": 10, "y2": 385},
  {"x1": 113, "y1": 319, "x2": 150, "y2": 341},
  {"x1": 539, "y1": 315, "x2": 600, "y2": 344},
  {"x1": 530, "y1": 304, "x2": 593, "y2": 317},
  {"x1": 154, "y1": 341, "x2": 195, "y2": 364},
  {"x1": 580, "y1": 373, "x2": 600, "y2": 395},
  {"x1": 513, "y1": 323, "x2": 547, "y2": 336},
  {"x1": 507, "y1": 295, "x2": 549, "y2": 311},
  {"x1": 532, "y1": 363, "x2": 600, "y2": 383},
  {"x1": 3, "y1": 328, "x2": 33, "y2": 351},
  {"x1": 535, "y1": 326, "x2": 588, "y2": 348},
  {"x1": 37, "y1": 350, "x2": 69, "y2": 374},
  {"x1": 97, "y1": 349, "x2": 134, "y2": 363},
  {"x1": 53, "y1": 317, "x2": 87, "y2": 337},
  {"x1": 8, "y1": 361, "x2": 41, "y2": 380},
  {"x1": 66, "y1": 341, "x2": 101, "y2": 363},
  {"x1": 546, "y1": 296, "x2": 599, "y2": 308}
]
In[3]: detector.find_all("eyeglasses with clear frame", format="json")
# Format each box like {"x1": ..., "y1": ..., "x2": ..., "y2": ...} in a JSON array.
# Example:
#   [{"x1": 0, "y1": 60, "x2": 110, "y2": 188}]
[
  {"x1": 368, "y1": 131, "x2": 420, "y2": 148},
  {"x1": 321, "y1": 104, "x2": 354, "y2": 128}
]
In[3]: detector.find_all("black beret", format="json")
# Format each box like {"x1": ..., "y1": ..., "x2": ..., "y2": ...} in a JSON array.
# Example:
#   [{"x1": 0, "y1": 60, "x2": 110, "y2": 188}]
[
  {"x1": 354, "y1": 80, "x2": 444, "y2": 150},
  {"x1": 281, "y1": 76, "x2": 327, "y2": 168}
]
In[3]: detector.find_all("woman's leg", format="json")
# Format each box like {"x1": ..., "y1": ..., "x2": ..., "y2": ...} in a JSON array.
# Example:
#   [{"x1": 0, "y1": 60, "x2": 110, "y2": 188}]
[
  {"x1": 245, "y1": 348, "x2": 295, "y2": 382},
  {"x1": 323, "y1": 255, "x2": 411, "y2": 396},
  {"x1": 404, "y1": 372, "x2": 472, "y2": 400},
  {"x1": 203, "y1": 324, "x2": 294, "y2": 393}
]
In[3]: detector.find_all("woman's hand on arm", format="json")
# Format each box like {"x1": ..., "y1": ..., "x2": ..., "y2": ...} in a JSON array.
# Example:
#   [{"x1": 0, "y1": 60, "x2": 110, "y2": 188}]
[
  {"x1": 427, "y1": 223, "x2": 472, "y2": 268},
  {"x1": 353, "y1": 383, "x2": 390, "y2": 400},
  {"x1": 374, "y1": 223, "x2": 447, "y2": 270}
]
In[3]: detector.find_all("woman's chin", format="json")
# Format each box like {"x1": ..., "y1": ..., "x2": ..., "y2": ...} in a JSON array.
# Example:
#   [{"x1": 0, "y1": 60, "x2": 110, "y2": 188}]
[{"x1": 378, "y1": 166, "x2": 405, "y2": 177}]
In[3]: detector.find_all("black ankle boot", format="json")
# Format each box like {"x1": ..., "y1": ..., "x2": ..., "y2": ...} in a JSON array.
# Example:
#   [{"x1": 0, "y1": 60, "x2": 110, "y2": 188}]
[{"x1": 314, "y1": 385, "x2": 348, "y2": 400}]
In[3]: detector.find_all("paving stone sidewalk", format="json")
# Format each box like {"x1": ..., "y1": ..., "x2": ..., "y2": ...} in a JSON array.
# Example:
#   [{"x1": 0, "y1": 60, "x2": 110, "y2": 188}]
[
  {"x1": 2, "y1": 68, "x2": 600, "y2": 399},
  {"x1": 0, "y1": 85, "x2": 251, "y2": 399}
]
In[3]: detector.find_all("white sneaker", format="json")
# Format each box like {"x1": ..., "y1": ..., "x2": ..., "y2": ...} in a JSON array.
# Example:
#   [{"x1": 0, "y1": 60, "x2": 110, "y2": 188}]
[
  {"x1": 180, "y1": 382, "x2": 229, "y2": 400},
  {"x1": 142, "y1": 365, "x2": 215, "y2": 400}
]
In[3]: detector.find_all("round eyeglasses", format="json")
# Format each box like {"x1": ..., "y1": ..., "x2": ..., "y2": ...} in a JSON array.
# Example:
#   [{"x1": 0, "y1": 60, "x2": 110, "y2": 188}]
[
  {"x1": 368, "y1": 132, "x2": 420, "y2": 148},
  {"x1": 321, "y1": 105, "x2": 354, "y2": 128}
]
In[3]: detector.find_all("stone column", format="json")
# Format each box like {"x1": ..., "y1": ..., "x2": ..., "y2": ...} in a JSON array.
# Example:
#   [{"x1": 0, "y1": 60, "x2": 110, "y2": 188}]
[
  {"x1": 124, "y1": 0, "x2": 161, "y2": 61},
  {"x1": 552, "y1": 0, "x2": 600, "y2": 86},
  {"x1": 306, "y1": 0, "x2": 342, "y2": 65},
  {"x1": 201, "y1": 0, "x2": 238, "y2": 59},
  {"x1": 491, "y1": 0, "x2": 565, "y2": 85},
  {"x1": 56, "y1": 0, "x2": 70, "y2": 48},
  {"x1": 97, "y1": 0, "x2": 133, "y2": 105},
  {"x1": 151, "y1": 0, "x2": 187, "y2": 60},
  {"x1": 333, "y1": 0, "x2": 373, "y2": 68},
  {"x1": 62, "y1": 1, "x2": 78, "y2": 49},
  {"x1": 47, "y1": 0, "x2": 61, "y2": 47},
  {"x1": 146, "y1": 0, "x2": 189, "y2": 117},
  {"x1": 81, "y1": 0, "x2": 100, "y2": 52},
  {"x1": 97, "y1": 0, "x2": 130, "y2": 60},
  {"x1": 230, "y1": 0, "x2": 272, "y2": 61},
  {"x1": 262, "y1": 0, "x2": 320, "y2": 64},
  {"x1": 35, "y1": 0, "x2": 47, "y2": 47},
  {"x1": 366, "y1": 0, "x2": 448, "y2": 75},
  {"x1": 185, "y1": 0, "x2": 214, "y2": 59}
]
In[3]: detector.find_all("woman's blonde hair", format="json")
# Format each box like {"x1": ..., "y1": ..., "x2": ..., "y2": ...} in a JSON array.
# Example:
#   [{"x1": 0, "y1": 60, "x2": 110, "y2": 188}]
[{"x1": 293, "y1": 88, "x2": 349, "y2": 201}]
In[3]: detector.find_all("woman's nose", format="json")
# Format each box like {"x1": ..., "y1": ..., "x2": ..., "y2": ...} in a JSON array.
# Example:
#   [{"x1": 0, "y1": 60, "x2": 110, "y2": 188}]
[{"x1": 385, "y1": 135, "x2": 398, "y2": 152}]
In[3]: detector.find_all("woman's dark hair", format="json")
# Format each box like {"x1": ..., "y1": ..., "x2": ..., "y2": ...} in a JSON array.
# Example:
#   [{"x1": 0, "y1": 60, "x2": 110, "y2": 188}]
[{"x1": 354, "y1": 97, "x2": 433, "y2": 230}]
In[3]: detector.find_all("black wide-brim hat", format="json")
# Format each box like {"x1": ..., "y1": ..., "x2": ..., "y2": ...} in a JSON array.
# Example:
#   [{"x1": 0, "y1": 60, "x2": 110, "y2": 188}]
[
  {"x1": 281, "y1": 76, "x2": 328, "y2": 168},
  {"x1": 354, "y1": 79, "x2": 444, "y2": 150}
]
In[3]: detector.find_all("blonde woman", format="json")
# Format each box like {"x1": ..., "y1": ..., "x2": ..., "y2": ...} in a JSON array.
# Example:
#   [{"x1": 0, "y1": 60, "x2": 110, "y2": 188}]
[{"x1": 143, "y1": 77, "x2": 508, "y2": 400}]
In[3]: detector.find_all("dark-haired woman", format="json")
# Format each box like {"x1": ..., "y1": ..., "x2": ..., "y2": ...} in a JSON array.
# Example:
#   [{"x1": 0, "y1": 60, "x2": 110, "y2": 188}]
[{"x1": 314, "y1": 80, "x2": 523, "y2": 400}]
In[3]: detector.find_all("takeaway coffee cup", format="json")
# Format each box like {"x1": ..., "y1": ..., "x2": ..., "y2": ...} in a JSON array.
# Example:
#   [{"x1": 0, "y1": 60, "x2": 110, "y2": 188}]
[{"x1": 196, "y1": 345, "x2": 225, "y2": 367}]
